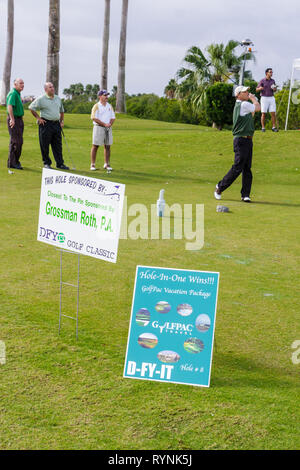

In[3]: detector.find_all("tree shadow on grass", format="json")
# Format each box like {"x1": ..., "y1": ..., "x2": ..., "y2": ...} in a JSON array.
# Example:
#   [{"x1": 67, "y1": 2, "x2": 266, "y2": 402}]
[
  {"x1": 252, "y1": 201, "x2": 300, "y2": 208},
  {"x1": 20, "y1": 167, "x2": 42, "y2": 174},
  {"x1": 75, "y1": 168, "x2": 203, "y2": 184},
  {"x1": 224, "y1": 198, "x2": 300, "y2": 208},
  {"x1": 211, "y1": 352, "x2": 297, "y2": 389}
]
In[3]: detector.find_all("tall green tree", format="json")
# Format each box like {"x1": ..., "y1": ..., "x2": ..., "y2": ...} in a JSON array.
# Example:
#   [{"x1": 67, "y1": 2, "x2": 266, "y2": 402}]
[
  {"x1": 1, "y1": 0, "x2": 14, "y2": 105},
  {"x1": 205, "y1": 82, "x2": 235, "y2": 129},
  {"x1": 69, "y1": 84, "x2": 76, "y2": 98},
  {"x1": 85, "y1": 84, "x2": 93, "y2": 100},
  {"x1": 91, "y1": 83, "x2": 100, "y2": 100},
  {"x1": 116, "y1": 0, "x2": 129, "y2": 113},
  {"x1": 62, "y1": 83, "x2": 99, "y2": 101},
  {"x1": 206, "y1": 40, "x2": 245, "y2": 82},
  {"x1": 101, "y1": 0, "x2": 111, "y2": 90},
  {"x1": 46, "y1": 0, "x2": 60, "y2": 92},
  {"x1": 74, "y1": 82, "x2": 84, "y2": 96},
  {"x1": 177, "y1": 40, "x2": 255, "y2": 111},
  {"x1": 111, "y1": 85, "x2": 118, "y2": 97},
  {"x1": 164, "y1": 79, "x2": 178, "y2": 99},
  {"x1": 176, "y1": 45, "x2": 211, "y2": 110}
]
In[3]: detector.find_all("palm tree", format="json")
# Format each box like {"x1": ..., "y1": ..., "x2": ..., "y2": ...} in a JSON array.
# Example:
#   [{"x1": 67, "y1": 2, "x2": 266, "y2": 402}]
[
  {"x1": 116, "y1": 0, "x2": 129, "y2": 113},
  {"x1": 91, "y1": 83, "x2": 100, "y2": 100},
  {"x1": 62, "y1": 86, "x2": 71, "y2": 99},
  {"x1": 85, "y1": 84, "x2": 93, "y2": 101},
  {"x1": 111, "y1": 85, "x2": 118, "y2": 97},
  {"x1": 176, "y1": 45, "x2": 211, "y2": 109},
  {"x1": 1, "y1": 0, "x2": 14, "y2": 105},
  {"x1": 46, "y1": 0, "x2": 60, "y2": 92},
  {"x1": 207, "y1": 40, "x2": 254, "y2": 83},
  {"x1": 101, "y1": 0, "x2": 111, "y2": 90},
  {"x1": 74, "y1": 82, "x2": 84, "y2": 96},
  {"x1": 177, "y1": 40, "x2": 255, "y2": 110},
  {"x1": 69, "y1": 83, "x2": 76, "y2": 99},
  {"x1": 164, "y1": 79, "x2": 178, "y2": 99},
  {"x1": 206, "y1": 40, "x2": 239, "y2": 82}
]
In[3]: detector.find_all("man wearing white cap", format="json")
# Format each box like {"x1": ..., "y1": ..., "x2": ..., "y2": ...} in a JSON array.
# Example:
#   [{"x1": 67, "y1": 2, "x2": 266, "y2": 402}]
[
  {"x1": 90, "y1": 90, "x2": 115, "y2": 171},
  {"x1": 214, "y1": 86, "x2": 260, "y2": 203}
]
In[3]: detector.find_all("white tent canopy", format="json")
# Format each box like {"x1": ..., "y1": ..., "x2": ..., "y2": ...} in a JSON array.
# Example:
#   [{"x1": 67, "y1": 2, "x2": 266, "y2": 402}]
[
  {"x1": 293, "y1": 58, "x2": 300, "y2": 70},
  {"x1": 285, "y1": 58, "x2": 300, "y2": 130}
]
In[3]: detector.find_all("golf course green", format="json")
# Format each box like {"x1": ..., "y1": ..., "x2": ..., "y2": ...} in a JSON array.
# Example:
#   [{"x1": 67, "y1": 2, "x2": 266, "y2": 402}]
[{"x1": 0, "y1": 108, "x2": 299, "y2": 449}]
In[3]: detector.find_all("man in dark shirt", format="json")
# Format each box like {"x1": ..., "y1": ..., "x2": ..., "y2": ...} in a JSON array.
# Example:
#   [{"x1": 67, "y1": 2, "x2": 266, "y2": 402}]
[
  {"x1": 214, "y1": 86, "x2": 260, "y2": 203},
  {"x1": 6, "y1": 78, "x2": 25, "y2": 169},
  {"x1": 29, "y1": 82, "x2": 69, "y2": 170},
  {"x1": 256, "y1": 68, "x2": 278, "y2": 132}
]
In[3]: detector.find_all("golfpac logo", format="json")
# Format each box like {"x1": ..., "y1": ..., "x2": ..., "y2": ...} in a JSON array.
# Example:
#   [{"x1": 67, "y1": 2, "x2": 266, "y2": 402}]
[
  {"x1": 152, "y1": 320, "x2": 193, "y2": 335},
  {"x1": 0, "y1": 341, "x2": 5, "y2": 365}
]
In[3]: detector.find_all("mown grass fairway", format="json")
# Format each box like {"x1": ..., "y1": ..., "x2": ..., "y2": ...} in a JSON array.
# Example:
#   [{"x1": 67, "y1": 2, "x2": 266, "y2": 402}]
[{"x1": 0, "y1": 109, "x2": 299, "y2": 450}]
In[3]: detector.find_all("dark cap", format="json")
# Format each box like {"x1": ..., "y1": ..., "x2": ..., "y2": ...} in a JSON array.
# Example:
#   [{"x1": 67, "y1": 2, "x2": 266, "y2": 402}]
[{"x1": 98, "y1": 90, "x2": 110, "y2": 96}]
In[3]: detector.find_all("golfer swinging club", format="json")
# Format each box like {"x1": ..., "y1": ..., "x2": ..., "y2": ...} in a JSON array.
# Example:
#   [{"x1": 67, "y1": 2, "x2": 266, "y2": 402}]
[
  {"x1": 214, "y1": 86, "x2": 260, "y2": 203},
  {"x1": 90, "y1": 90, "x2": 115, "y2": 171}
]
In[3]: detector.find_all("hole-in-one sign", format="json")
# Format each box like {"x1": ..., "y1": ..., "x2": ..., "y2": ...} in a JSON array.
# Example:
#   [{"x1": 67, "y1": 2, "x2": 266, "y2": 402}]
[
  {"x1": 37, "y1": 169, "x2": 125, "y2": 263},
  {"x1": 124, "y1": 266, "x2": 219, "y2": 387}
]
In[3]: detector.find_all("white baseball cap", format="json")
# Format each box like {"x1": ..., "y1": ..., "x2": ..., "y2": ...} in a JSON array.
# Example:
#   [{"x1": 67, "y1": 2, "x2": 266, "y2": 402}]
[{"x1": 234, "y1": 85, "x2": 249, "y2": 97}]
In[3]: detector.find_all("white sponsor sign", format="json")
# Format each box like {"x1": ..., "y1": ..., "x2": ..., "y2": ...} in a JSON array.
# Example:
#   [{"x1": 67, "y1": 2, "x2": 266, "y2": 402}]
[{"x1": 37, "y1": 169, "x2": 125, "y2": 263}]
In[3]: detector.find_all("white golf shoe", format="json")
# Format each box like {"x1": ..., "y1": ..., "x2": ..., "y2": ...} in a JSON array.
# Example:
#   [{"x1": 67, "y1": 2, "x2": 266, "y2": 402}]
[
  {"x1": 104, "y1": 163, "x2": 113, "y2": 171},
  {"x1": 214, "y1": 185, "x2": 222, "y2": 200}
]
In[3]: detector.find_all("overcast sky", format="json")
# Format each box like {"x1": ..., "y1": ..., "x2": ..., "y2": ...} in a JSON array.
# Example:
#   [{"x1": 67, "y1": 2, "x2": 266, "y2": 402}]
[{"x1": 0, "y1": 0, "x2": 300, "y2": 98}]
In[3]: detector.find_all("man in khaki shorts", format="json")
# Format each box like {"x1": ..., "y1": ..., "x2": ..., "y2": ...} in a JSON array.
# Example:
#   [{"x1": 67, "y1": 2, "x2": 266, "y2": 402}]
[{"x1": 90, "y1": 90, "x2": 115, "y2": 171}]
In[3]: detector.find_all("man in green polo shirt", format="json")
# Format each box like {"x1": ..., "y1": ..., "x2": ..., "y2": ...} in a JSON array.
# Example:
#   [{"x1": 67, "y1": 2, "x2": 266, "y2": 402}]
[
  {"x1": 6, "y1": 78, "x2": 25, "y2": 169},
  {"x1": 29, "y1": 82, "x2": 69, "y2": 170},
  {"x1": 214, "y1": 86, "x2": 261, "y2": 203}
]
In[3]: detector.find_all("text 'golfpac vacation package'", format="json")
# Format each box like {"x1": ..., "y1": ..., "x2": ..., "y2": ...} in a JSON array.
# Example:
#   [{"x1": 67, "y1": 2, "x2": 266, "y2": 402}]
[
  {"x1": 37, "y1": 168, "x2": 125, "y2": 263},
  {"x1": 124, "y1": 266, "x2": 220, "y2": 387}
]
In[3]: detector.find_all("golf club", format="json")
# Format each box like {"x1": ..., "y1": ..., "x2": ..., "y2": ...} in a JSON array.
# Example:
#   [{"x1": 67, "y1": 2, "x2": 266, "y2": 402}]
[
  {"x1": 8, "y1": 152, "x2": 14, "y2": 174},
  {"x1": 61, "y1": 128, "x2": 76, "y2": 170},
  {"x1": 104, "y1": 126, "x2": 110, "y2": 145},
  {"x1": 7, "y1": 118, "x2": 14, "y2": 174},
  {"x1": 104, "y1": 127, "x2": 112, "y2": 173},
  {"x1": 8, "y1": 148, "x2": 14, "y2": 175}
]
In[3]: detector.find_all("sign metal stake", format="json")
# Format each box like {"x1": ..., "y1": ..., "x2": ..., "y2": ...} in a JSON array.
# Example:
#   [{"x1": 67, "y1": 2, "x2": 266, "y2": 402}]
[{"x1": 58, "y1": 249, "x2": 80, "y2": 339}]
